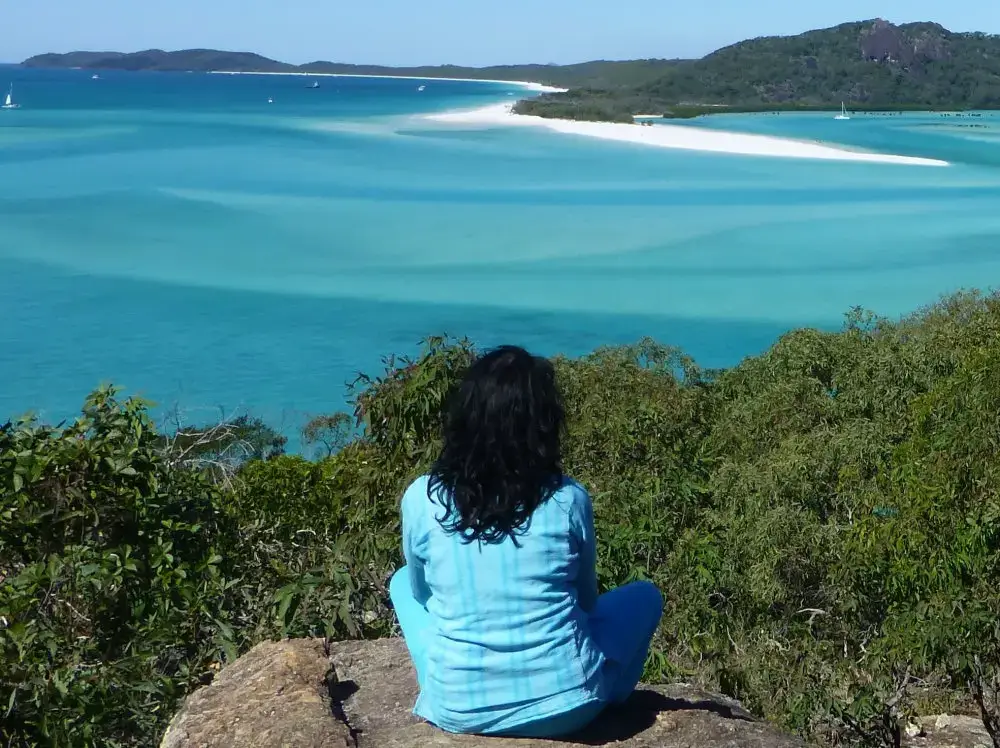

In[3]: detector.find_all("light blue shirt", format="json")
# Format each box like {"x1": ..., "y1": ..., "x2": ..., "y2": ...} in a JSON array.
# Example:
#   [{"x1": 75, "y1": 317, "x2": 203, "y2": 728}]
[{"x1": 401, "y1": 474, "x2": 608, "y2": 734}]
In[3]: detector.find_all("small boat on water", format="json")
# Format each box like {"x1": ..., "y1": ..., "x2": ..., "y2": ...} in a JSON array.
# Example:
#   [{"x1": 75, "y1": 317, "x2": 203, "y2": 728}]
[
  {"x1": 92, "y1": 74, "x2": 100, "y2": 80},
  {"x1": 308, "y1": 81, "x2": 320, "y2": 89},
  {"x1": 834, "y1": 101, "x2": 851, "y2": 120},
  {"x1": 267, "y1": 97, "x2": 274, "y2": 104},
  {"x1": 2, "y1": 83, "x2": 19, "y2": 110},
  {"x1": 417, "y1": 85, "x2": 426, "y2": 92}
]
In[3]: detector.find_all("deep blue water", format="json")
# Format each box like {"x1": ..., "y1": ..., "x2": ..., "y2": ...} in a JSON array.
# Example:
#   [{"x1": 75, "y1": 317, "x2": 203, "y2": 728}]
[{"x1": 2, "y1": 66, "x2": 999, "y2": 446}]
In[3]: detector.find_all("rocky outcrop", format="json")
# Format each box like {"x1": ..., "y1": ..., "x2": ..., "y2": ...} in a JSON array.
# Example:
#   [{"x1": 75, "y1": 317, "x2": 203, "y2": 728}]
[
  {"x1": 908, "y1": 714, "x2": 995, "y2": 748},
  {"x1": 325, "y1": 639, "x2": 808, "y2": 747},
  {"x1": 159, "y1": 638, "x2": 348, "y2": 748},
  {"x1": 161, "y1": 638, "x2": 806, "y2": 747},
  {"x1": 160, "y1": 638, "x2": 992, "y2": 748},
  {"x1": 861, "y1": 19, "x2": 911, "y2": 62},
  {"x1": 860, "y1": 19, "x2": 951, "y2": 65}
]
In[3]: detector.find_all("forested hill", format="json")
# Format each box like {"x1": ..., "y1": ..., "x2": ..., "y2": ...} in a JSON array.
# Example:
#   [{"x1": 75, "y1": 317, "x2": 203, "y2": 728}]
[
  {"x1": 23, "y1": 19, "x2": 1000, "y2": 120},
  {"x1": 516, "y1": 19, "x2": 1000, "y2": 121},
  {"x1": 20, "y1": 49, "x2": 680, "y2": 90}
]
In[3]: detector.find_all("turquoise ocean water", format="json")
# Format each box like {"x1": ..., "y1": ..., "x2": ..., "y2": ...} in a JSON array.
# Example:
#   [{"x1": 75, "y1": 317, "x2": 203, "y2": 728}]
[{"x1": 2, "y1": 67, "x2": 1000, "y2": 445}]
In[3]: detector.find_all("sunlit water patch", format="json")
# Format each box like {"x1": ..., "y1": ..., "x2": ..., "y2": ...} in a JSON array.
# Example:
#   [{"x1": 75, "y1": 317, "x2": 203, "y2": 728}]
[{"x1": 3, "y1": 68, "x2": 1000, "y2": 447}]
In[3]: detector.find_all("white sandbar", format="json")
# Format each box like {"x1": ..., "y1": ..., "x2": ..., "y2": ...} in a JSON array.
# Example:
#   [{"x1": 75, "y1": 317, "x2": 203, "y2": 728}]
[
  {"x1": 210, "y1": 70, "x2": 566, "y2": 93},
  {"x1": 424, "y1": 103, "x2": 948, "y2": 166}
]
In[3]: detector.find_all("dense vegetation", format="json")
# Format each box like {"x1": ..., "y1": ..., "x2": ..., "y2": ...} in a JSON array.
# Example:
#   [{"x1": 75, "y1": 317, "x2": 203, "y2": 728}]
[
  {"x1": 26, "y1": 19, "x2": 1000, "y2": 123},
  {"x1": 516, "y1": 20, "x2": 1000, "y2": 121},
  {"x1": 4, "y1": 293, "x2": 1000, "y2": 747}
]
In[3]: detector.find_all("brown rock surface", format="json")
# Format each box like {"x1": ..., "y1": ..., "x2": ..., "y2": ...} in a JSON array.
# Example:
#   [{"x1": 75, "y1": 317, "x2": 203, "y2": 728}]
[
  {"x1": 327, "y1": 638, "x2": 804, "y2": 747},
  {"x1": 160, "y1": 637, "x2": 992, "y2": 747},
  {"x1": 160, "y1": 638, "x2": 351, "y2": 748},
  {"x1": 908, "y1": 714, "x2": 994, "y2": 748}
]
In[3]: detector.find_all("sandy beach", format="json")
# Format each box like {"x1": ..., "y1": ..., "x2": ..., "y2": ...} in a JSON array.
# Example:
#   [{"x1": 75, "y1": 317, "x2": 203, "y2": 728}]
[
  {"x1": 210, "y1": 70, "x2": 566, "y2": 93},
  {"x1": 424, "y1": 102, "x2": 949, "y2": 166}
]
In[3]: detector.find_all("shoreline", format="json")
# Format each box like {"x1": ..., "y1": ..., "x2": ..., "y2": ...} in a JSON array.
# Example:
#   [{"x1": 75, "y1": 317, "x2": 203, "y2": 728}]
[
  {"x1": 423, "y1": 103, "x2": 949, "y2": 166},
  {"x1": 209, "y1": 70, "x2": 567, "y2": 93}
]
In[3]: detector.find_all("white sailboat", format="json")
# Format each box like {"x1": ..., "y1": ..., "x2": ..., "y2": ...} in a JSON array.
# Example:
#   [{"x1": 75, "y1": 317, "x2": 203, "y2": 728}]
[
  {"x1": 2, "y1": 83, "x2": 20, "y2": 110},
  {"x1": 834, "y1": 101, "x2": 850, "y2": 120}
]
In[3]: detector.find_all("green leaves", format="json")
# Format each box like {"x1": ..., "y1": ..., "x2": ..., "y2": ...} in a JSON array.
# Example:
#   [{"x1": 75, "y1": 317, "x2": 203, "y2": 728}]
[
  {"x1": 6, "y1": 294, "x2": 1000, "y2": 746},
  {"x1": 1, "y1": 389, "x2": 233, "y2": 747}
]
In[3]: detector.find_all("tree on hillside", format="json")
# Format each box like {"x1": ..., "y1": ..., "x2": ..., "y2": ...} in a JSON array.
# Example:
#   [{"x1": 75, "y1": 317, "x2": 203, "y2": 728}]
[
  {"x1": 301, "y1": 412, "x2": 353, "y2": 458},
  {"x1": 158, "y1": 412, "x2": 287, "y2": 481}
]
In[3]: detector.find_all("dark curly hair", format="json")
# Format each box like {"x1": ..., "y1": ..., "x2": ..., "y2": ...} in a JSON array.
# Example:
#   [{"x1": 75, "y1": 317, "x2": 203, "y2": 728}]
[{"x1": 428, "y1": 345, "x2": 565, "y2": 544}]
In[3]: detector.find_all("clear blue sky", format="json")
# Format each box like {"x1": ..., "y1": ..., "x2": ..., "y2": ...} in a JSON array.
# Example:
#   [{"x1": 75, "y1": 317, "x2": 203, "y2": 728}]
[{"x1": 4, "y1": 0, "x2": 1000, "y2": 66}]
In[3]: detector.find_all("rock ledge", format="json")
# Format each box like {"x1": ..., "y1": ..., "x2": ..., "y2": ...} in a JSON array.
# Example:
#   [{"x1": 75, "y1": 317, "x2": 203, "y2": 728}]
[{"x1": 160, "y1": 638, "x2": 989, "y2": 747}]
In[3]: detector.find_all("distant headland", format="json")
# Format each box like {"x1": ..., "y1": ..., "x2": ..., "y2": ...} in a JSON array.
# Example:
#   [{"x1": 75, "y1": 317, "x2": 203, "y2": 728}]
[
  {"x1": 513, "y1": 19, "x2": 1000, "y2": 121},
  {"x1": 22, "y1": 19, "x2": 1000, "y2": 122},
  {"x1": 19, "y1": 49, "x2": 613, "y2": 90}
]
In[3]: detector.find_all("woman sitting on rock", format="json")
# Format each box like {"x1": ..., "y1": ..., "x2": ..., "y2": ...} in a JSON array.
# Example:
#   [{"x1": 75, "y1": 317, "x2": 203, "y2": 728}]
[{"x1": 390, "y1": 345, "x2": 663, "y2": 738}]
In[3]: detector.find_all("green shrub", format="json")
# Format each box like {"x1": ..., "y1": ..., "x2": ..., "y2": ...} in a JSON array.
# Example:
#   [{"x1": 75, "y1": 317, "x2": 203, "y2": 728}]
[
  {"x1": 221, "y1": 451, "x2": 392, "y2": 644},
  {"x1": 1, "y1": 388, "x2": 232, "y2": 747},
  {"x1": 5, "y1": 293, "x2": 1000, "y2": 746}
]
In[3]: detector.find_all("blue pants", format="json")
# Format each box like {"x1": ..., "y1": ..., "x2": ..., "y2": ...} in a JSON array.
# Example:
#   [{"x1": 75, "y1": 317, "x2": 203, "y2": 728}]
[{"x1": 389, "y1": 567, "x2": 663, "y2": 738}]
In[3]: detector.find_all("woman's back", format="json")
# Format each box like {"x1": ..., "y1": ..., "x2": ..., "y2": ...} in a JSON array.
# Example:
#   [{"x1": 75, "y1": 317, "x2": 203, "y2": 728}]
[
  {"x1": 389, "y1": 345, "x2": 662, "y2": 738},
  {"x1": 400, "y1": 475, "x2": 606, "y2": 734}
]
